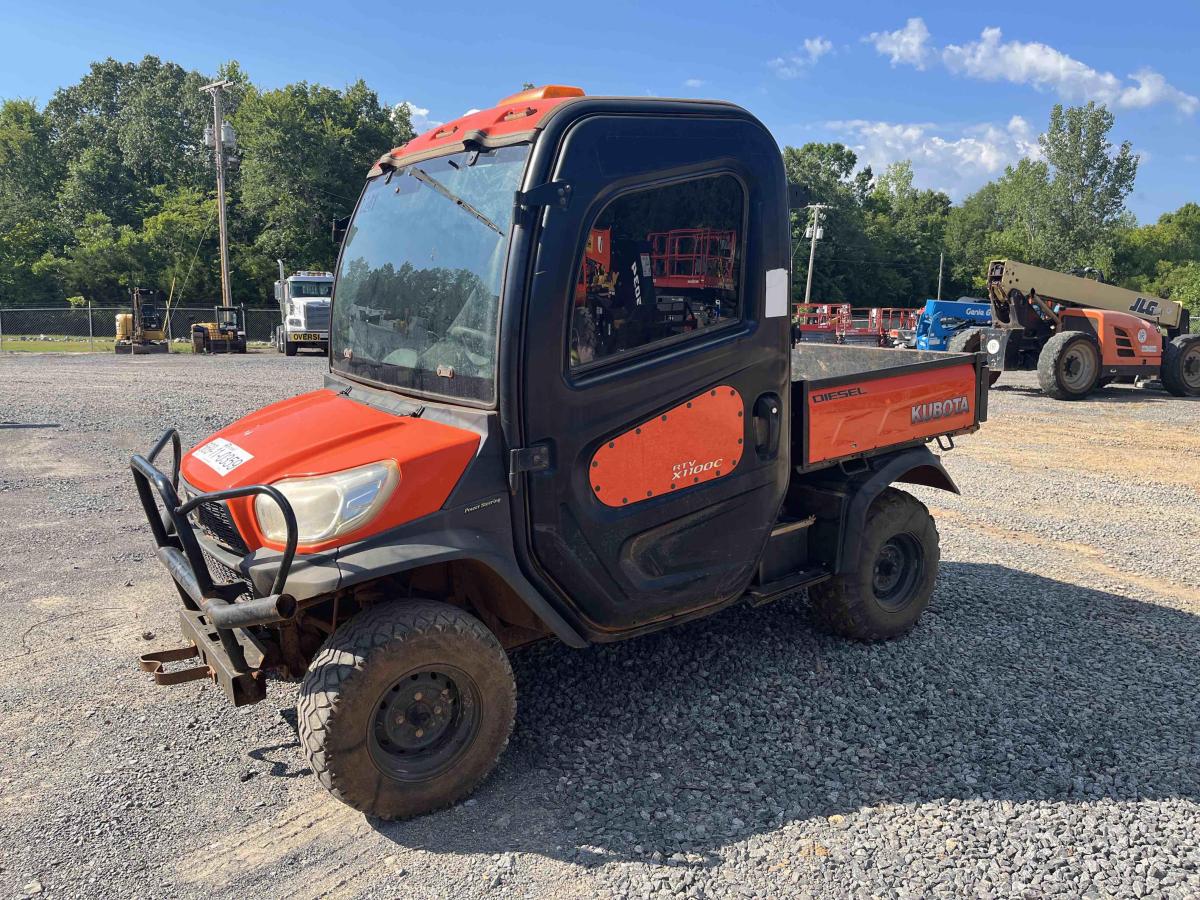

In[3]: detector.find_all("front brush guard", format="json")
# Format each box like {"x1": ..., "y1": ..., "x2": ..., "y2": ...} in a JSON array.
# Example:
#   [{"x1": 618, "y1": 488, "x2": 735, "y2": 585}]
[{"x1": 130, "y1": 428, "x2": 299, "y2": 705}]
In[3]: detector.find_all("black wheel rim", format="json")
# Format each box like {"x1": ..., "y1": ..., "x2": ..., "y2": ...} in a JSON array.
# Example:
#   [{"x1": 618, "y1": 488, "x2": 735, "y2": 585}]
[
  {"x1": 368, "y1": 666, "x2": 481, "y2": 782},
  {"x1": 871, "y1": 533, "x2": 924, "y2": 611}
]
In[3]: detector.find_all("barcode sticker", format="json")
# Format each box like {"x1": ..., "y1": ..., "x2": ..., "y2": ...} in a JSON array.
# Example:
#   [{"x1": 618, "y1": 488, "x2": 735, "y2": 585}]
[{"x1": 192, "y1": 438, "x2": 254, "y2": 477}]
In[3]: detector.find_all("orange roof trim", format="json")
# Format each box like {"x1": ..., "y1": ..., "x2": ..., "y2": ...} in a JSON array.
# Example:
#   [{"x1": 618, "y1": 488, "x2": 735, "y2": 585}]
[
  {"x1": 496, "y1": 84, "x2": 586, "y2": 106},
  {"x1": 386, "y1": 85, "x2": 586, "y2": 161}
]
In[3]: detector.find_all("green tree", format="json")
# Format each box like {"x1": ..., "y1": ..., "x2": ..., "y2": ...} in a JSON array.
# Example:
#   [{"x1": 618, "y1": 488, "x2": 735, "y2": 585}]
[
  {"x1": 232, "y1": 79, "x2": 412, "y2": 299},
  {"x1": 1039, "y1": 102, "x2": 1138, "y2": 269},
  {"x1": 944, "y1": 181, "x2": 1001, "y2": 294},
  {"x1": 1157, "y1": 262, "x2": 1200, "y2": 319},
  {"x1": 33, "y1": 212, "x2": 139, "y2": 303},
  {"x1": 782, "y1": 142, "x2": 874, "y2": 303},
  {"x1": 946, "y1": 103, "x2": 1139, "y2": 287},
  {"x1": 865, "y1": 161, "x2": 951, "y2": 304},
  {"x1": 0, "y1": 100, "x2": 61, "y2": 304},
  {"x1": 46, "y1": 56, "x2": 212, "y2": 231}
]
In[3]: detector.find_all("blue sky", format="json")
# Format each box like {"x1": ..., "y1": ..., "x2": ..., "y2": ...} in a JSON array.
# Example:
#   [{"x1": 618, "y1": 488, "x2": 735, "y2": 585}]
[{"x1": 4, "y1": 0, "x2": 1198, "y2": 222}]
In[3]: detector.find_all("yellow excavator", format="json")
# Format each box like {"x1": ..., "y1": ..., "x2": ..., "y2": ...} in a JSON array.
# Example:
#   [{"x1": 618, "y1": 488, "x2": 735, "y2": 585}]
[
  {"x1": 114, "y1": 288, "x2": 170, "y2": 354},
  {"x1": 191, "y1": 306, "x2": 248, "y2": 354}
]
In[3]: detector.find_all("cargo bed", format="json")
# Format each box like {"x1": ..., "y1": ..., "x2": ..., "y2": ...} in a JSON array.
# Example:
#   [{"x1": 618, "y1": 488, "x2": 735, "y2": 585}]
[{"x1": 790, "y1": 344, "x2": 988, "y2": 471}]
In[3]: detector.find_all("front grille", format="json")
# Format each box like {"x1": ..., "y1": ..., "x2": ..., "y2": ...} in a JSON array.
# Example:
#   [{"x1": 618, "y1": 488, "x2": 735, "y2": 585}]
[
  {"x1": 195, "y1": 500, "x2": 249, "y2": 554},
  {"x1": 303, "y1": 302, "x2": 331, "y2": 331},
  {"x1": 1114, "y1": 327, "x2": 1135, "y2": 358},
  {"x1": 202, "y1": 550, "x2": 253, "y2": 599}
]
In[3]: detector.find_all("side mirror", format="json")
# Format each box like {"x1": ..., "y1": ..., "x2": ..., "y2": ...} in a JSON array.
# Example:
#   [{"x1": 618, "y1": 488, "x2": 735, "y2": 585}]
[
  {"x1": 332, "y1": 215, "x2": 350, "y2": 245},
  {"x1": 787, "y1": 184, "x2": 808, "y2": 212}
]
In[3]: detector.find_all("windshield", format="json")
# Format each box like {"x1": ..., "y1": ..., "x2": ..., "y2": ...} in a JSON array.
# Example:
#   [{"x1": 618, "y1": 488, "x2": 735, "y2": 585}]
[
  {"x1": 290, "y1": 281, "x2": 332, "y2": 298},
  {"x1": 331, "y1": 144, "x2": 530, "y2": 404}
]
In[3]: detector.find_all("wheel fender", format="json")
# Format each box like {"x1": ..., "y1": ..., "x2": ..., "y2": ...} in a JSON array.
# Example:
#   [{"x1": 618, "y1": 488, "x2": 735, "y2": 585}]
[
  {"x1": 333, "y1": 528, "x2": 588, "y2": 649},
  {"x1": 835, "y1": 446, "x2": 957, "y2": 574}
]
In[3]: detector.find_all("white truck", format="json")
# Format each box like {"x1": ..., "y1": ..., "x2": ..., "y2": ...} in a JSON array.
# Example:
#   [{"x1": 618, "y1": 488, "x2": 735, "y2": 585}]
[{"x1": 273, "y1": 263, "x2": 333, "y2": 356}]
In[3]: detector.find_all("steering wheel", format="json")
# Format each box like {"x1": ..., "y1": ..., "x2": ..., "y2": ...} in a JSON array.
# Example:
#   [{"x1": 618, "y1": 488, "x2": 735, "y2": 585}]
[{"x1": 448, "y1": 325, "x2": 492, "y2": 353}]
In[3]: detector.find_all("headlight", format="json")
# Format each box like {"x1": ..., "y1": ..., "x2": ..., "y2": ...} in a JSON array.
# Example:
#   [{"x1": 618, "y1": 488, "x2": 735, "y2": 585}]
[{"x1": 254, "y1": 460, "x2": 398, "y2": 544}]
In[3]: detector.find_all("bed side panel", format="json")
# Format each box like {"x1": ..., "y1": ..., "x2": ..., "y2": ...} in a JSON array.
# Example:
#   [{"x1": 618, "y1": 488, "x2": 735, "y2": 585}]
[{"x1": 805, "y1": 361, "x2": 979, "y2": 465}]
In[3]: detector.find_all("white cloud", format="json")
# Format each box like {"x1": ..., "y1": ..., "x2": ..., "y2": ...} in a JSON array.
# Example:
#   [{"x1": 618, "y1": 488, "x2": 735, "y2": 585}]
[
  {"x1": 393, "y1": 101, "x2": 440, "y2": 133},
  {"x1": 866, "y1": 17, "x2": 932, "y2": 70},
  {"x1": 943, "y1": 27, "x2": 1198, "y2": 115},
  {"x1": 1118, "y1": 69, "x2": 1199, "y2": 115},
  {"x1": 825, "y1": 115, "x2": 1042, "y2": 198},
  {"x1": 683, "y1": 78, "x2": 706, "y2": 88},
  {"x1": 769, "y1": 37, "x2": 833, "y2": 79}
]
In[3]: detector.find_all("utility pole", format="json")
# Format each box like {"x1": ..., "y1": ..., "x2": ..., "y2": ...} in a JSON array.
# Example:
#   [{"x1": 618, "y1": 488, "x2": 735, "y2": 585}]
[
  {"x1": 802, "y1": 204, "x2": 830, "y2": 304},
  {"x1": 201, "y1": 80, "x2": 235, "y2": 309},
  {"x1": 936, "y1": 251, "x2": 944, "y2": 300}
]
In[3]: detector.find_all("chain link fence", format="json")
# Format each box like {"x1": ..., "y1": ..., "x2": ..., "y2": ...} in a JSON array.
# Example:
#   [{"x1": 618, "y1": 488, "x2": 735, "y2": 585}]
[{"x1": 0, "y1": 305, "x2": 282, "y2": 352}]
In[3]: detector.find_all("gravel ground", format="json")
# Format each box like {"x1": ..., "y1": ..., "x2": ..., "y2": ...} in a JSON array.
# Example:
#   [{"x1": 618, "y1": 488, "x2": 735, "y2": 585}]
[{"x1": 1, "y1": 351, "x2": 1198, "y2": 900}]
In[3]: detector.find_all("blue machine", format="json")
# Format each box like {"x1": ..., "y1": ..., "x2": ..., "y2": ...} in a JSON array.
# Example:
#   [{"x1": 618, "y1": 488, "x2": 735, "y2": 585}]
[{"x1": 900, "y1": 298, "x2": 992, "y2": 351}]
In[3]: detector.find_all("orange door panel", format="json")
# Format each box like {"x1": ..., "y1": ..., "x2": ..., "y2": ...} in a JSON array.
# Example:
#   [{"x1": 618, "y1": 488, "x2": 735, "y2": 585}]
[{"x1": 589, "y1": 386, "x2": 744, "y2": 506}]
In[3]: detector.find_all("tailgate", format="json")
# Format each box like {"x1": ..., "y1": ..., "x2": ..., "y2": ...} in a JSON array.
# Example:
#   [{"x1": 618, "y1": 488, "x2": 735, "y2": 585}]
[{"x1": 796, "y1": 352, "x2": 988, "y2": 469}]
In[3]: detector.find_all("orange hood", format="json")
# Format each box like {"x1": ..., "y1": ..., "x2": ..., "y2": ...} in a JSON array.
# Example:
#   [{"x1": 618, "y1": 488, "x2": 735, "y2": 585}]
[{"x1": 181, "y1": 389, "x2": 480, "y2": 553}]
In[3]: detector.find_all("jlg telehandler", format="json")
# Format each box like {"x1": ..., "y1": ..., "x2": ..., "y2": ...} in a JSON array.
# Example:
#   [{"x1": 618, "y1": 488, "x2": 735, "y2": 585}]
[
  {"x1": 949, "y1": 259, "x2": 1199, "y2": 400},
  {"x1": 131, "y1": 86, "x2": 990, "y2": 820}
]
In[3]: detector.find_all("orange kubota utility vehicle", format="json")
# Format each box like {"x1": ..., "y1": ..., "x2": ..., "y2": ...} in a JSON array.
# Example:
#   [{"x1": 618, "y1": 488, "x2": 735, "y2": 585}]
[{"x1": 131, "y1": 86, "x2": 990, "y2": 820}]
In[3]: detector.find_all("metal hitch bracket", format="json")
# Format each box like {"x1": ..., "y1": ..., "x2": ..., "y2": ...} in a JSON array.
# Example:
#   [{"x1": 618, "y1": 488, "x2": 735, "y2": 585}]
[{"x1": 139, "y1": 645, "x2": 211, "y2": 686}]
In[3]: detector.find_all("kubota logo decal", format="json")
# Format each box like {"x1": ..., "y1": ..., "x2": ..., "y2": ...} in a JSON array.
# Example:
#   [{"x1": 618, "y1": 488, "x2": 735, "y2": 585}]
[
  {"x1": 911, "y1": 396, "x2": 970, "y2": 424},
  {"x1": 812, "y1": 386, "x2": 866, "y2": 403},
  {"x1": 672, "y1": 458, "x2": 724, "y2": 480}
]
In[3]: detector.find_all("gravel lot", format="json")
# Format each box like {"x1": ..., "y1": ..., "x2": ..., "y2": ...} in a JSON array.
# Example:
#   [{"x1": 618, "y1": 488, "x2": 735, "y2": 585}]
[{"x1": 1, "y1": 351, "x2": 1198, "y2": 900}]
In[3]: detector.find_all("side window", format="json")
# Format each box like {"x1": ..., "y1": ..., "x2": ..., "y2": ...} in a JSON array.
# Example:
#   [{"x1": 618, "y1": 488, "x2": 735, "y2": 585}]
[{"x1": 569, "y1": 175, "x2": 744, "y2": 368}]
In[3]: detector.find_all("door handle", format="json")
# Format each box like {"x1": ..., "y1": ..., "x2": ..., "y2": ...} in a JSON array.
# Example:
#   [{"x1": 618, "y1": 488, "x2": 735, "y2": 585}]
[{"x1": 753, "y1": 393, "x2": 782, "y2": 460}]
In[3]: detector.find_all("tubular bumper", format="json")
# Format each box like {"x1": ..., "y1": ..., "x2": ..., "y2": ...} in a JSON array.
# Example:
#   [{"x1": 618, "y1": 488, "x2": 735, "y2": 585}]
[{"x1": 130, "y1": 428, "x2": 299, "y2": 705}]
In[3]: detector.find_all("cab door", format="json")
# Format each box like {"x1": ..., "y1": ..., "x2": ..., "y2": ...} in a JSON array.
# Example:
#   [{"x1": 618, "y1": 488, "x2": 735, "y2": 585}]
[{"x1": 516, "y1": 111, "x2": 792, "y2": 636}]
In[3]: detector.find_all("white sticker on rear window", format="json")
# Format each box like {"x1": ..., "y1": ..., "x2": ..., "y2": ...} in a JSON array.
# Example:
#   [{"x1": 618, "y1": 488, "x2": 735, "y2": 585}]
[
  {"x1": 192, "y1": 438, "x2": 254, "y2": 477},
  {"x1": 765, "y1": 268, "x2": 788, "y2": 318}
]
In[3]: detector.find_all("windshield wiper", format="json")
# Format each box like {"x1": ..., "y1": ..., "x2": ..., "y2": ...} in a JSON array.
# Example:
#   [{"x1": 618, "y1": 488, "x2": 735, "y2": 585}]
[{"x1": 408, "y1": 166, "x2": 505, "y2": 236}]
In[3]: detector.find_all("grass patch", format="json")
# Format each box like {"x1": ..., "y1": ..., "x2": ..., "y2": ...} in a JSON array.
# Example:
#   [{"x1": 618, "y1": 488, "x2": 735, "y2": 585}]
[{"x1": 0, "y1": 336, "x2": 275, "y2": 354}]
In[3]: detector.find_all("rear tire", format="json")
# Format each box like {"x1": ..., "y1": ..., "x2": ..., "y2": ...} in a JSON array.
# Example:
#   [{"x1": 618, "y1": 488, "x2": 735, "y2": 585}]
[
  {"x1": 1037, "y1": 331, "x2": 1100, "y2": 400},
  {"x1": 808, "y1": 488, "x2": 939, "y2": 641},
  {"x1": 1161, "y1": 335, "x2": 1200, "y2": 397},
  {"x1": 947, "y1": 328, "x2": 1002, "y2": 385},
  {"x1": 298, "y1": 599, "x2": 515, "y2": 820}
]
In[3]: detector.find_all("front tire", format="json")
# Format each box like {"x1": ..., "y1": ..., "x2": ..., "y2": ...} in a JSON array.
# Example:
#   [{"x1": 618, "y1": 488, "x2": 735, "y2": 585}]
[
  {"x1": 284, "y1": 340, "x2": 298, "y2": 357},
  {"x1": 1161, "y1": 335, "x2": 1200, "y2": 397},
  {"x1": 1037, "y1": 331, "x2": 1100, "y2": 400},
  {"x1": 808, "y1": 488, "x2": 939, "y2": 641},
  {"x1": 298, "y1": 599, "x2": 516, "y2": 820}
]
